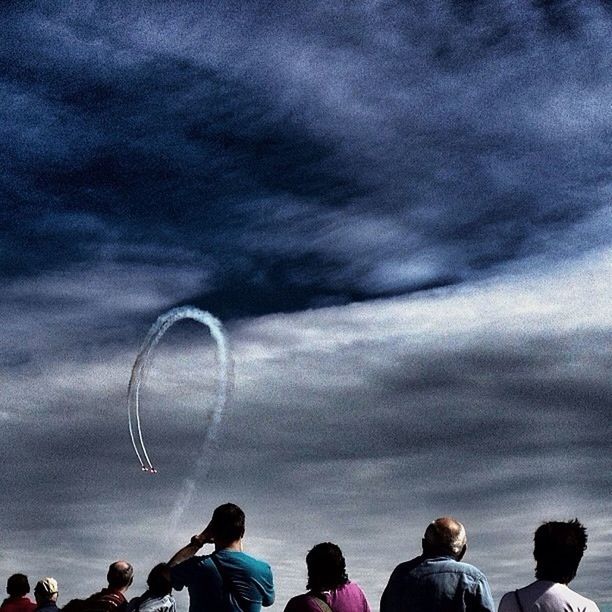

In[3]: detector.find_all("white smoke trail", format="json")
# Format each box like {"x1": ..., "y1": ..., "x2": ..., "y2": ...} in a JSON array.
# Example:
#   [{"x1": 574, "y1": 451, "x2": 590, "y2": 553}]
[{"x1": 127, "y1": 306, "x2": 232, "y2": 526}]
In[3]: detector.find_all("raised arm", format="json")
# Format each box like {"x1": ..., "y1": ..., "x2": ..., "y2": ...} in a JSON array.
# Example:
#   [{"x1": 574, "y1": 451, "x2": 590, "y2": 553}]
[{"x1": 168, "y1": 525, "x2": 213, "y2": 567}]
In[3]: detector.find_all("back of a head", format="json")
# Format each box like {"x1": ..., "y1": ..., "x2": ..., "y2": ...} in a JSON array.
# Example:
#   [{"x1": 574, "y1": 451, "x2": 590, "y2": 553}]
[
  {"x1": 534, "y1": 519, "x2": 587, "y2": 584},
  {"x1": 146, "y1": 564, "x2": 172, "y2": 598},
  {"x1": 34, "y1": 578, "x2": 58, "y2": 604},
  {"x1": 306, "y1": 542, "x2": 349, "y2": 592},
  {"x1": 7, "y1": 574, "x2": 30, "y2": 598},
  {"x1": 423, "y1": 517, "x2": 467, "y2": 559},
  {"x1": 107, "y1": 561, "x2": 134, "y2": 590},
  {"x1": 210, "y1": 503, "x2": 245, "y2": 544}
]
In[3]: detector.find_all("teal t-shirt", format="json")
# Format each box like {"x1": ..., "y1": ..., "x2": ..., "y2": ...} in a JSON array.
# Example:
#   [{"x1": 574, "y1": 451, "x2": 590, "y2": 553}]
[{"x1": 171, "y1": 549, "x2": 274, "y2": 612}]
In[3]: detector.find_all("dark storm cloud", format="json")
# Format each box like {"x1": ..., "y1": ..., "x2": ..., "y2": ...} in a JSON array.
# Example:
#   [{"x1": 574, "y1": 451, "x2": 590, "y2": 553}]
[
  {"x1": 1, "y1": 2, "x2": 611, "y2": 609},
  {"x1": 2, "y1": 1, "x2": 611, "y2": 314}
]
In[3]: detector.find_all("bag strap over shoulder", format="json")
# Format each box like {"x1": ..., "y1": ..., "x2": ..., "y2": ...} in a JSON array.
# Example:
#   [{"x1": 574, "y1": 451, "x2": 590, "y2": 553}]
[
  {"x1": 310, "y1": 595, "x2": 333, "y2": 612},
  {"x1": 209, "y1": 554, "x2": 247, "y2": 610}
]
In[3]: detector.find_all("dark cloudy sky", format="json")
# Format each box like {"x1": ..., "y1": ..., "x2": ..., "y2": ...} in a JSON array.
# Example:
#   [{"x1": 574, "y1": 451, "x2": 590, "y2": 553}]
[{"x1": 1, "y1": 1, "x2": 611, "y2": 610}]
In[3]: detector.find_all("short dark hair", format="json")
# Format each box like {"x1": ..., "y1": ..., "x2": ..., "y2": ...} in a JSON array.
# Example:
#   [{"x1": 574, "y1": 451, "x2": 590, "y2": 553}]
[
  {"x1": 107, "y1": 561, "x2": 134, "y2": 589},
  {"x1": 146, "y1": 564, "x2": 172, "y2": 598},
  {"x1": 7, "y1": 574, "x2": 30, "y2": 597},
  {"x1": 210, "y1": 503, "x2": 245, "y2": 543},
  {"x1": 306, "y1": 542, "x2": 349, "y2": 592},
  {"x1": 534, "y1": 519, "x2": 587, "y2": 583}
]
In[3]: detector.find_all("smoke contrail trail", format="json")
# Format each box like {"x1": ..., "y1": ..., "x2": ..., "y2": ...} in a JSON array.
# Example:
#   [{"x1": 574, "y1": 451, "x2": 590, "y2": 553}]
[{"x1": 127, "y1": 306, "x2": 232, "y2": 474}]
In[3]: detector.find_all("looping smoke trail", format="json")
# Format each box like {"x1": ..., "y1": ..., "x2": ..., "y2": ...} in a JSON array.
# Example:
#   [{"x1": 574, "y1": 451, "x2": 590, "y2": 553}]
[{"x1": 127, "y1": 306, "x2": 232, "y2": 476}]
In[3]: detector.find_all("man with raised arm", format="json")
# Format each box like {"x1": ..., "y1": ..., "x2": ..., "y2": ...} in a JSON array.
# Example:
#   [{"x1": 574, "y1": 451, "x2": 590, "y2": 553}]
[
  {"x1": 498, "y1": 519, "x2": 599, "y2": 612},
  {"x1": 168, "y1": 502, "x2": 274, "y2": 612},
  {"x1": 380, "y1": 517, "x2": 495, "y2": 612}
]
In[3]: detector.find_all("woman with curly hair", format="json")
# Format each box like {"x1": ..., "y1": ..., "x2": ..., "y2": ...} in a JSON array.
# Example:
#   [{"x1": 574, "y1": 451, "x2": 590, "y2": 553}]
[{"x1": 284, "y1": 543, "x2": 370, "y2": 612}]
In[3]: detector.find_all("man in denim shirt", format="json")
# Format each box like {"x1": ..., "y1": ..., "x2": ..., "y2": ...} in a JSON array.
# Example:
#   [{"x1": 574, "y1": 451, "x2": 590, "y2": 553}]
[{"x1": 380, "y1": 517, "x2": 494, "y2": 612}]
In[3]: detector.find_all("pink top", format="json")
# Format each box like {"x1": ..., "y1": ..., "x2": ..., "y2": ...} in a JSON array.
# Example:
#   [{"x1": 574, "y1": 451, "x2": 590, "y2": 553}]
[{"x1": 284, "y1": 582, "x2": 371, "y2": 612}]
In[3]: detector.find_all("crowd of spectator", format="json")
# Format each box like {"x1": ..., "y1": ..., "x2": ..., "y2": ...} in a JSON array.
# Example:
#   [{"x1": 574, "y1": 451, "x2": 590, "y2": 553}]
[{"x1": 1, "y1": 505, "x2": 600, "y2": 612}]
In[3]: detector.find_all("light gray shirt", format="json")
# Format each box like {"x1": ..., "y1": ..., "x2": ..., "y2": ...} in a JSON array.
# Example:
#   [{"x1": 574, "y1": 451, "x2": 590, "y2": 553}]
[
  {"x1": 128, "y1": 594, "x2": 176, "y2": 612},
  {"x1": 498, "y1": 581, "x2": 599, "y2": 612}
]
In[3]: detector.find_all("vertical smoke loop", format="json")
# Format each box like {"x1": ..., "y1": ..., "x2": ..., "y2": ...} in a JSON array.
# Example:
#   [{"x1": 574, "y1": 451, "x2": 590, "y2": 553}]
[{"x1": 127, "y1": 306, "x2": 232, "y2": 474}]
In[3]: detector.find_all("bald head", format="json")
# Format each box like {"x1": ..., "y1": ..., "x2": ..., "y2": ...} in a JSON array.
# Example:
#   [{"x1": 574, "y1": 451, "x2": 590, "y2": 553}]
[
  {"x1": 106, "y1": 561, "x2": 133, "y2": 592},
  {"x1": 422, "y1": 517, "x2": 467, "y2": 560}
]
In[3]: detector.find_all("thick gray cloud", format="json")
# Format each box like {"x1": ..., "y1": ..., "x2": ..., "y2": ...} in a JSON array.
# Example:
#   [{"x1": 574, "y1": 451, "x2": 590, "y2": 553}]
[
  {"x1": 0, "y1": 252, "x2": 610, "y2": 608},
  {"x1": 1, "y1": 1, "x2": 611, "y2": 314}
]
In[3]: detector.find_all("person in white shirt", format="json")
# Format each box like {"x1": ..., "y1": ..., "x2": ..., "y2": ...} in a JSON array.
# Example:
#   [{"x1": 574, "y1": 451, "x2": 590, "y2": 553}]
[
  {"x1": 128, "y1": 564, "x2": 175, "y2": 612},
  {"x1": 498, "y1": 519, "x2": 599, "y2": 612}
]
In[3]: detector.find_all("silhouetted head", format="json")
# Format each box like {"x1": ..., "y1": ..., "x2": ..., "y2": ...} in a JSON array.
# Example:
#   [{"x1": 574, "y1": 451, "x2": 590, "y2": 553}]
[
  {"x1": 107, "y1": 561, "x2": 134, "y2": 591},
  {"x1": 306, "y1": 542, "x2": 349, "y2": 592},
  {"x1": 210, "y1": 503, "x2": 245, "y2": 545},
  {"x1": 534, "y1": 519, "x2": 587, "y2": 584},
  {"x1": 34, "y1": 578, "x2": 58, "y2": 605},
  {"x1": 146, "y1": 564, "x2": 172, "y2": 598},
  {"x1": 7, "y1": 574, "x2": 30, "y2": 597},
  {"x1": 422, "y1": 517, "x2": 467, "y2": 560}
]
